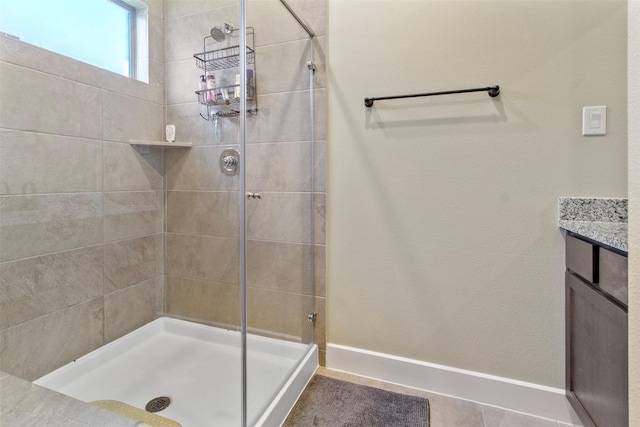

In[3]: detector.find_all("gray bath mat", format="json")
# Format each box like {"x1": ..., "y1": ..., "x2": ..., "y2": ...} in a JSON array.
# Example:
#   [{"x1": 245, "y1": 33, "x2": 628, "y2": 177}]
[{"x1": 283, "y1": 375, "x2": 430, "y2": 427}]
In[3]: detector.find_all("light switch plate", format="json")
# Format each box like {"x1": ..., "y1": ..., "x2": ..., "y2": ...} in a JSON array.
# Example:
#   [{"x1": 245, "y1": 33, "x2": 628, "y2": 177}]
[{"x1": 582, "y1": 106, "x2": 606, "y2": 136}]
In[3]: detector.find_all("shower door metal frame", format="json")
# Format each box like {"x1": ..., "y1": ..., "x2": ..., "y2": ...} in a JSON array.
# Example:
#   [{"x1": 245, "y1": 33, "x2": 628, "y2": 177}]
[{"x1": 238, "y1": 1, "x2": 248, "y2": 426}]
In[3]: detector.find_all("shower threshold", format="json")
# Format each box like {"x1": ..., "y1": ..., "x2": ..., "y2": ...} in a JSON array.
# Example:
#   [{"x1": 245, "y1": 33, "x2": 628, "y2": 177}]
[{"x1": 34, "y1": 317, "x2": 318, "y2": 427}]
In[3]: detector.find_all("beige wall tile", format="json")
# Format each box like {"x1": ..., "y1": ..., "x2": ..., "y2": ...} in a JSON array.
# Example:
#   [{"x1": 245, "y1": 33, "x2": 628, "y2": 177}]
[
  {"x1": 166, "y1": 58, "x2": 198, "y2": 105},
  {"x1": 318, "y1": 349, "x2": 326, "y2": 367},
  {"x1": 314, "y1": 296, "x2": 326, "y2": 350},
  {"x1": 166, "y1": 5, "x2": 238, "y2": 62},
  {"x1": 104, "y1": 234, "x2": 163, "y2": 294},
  {"x1": 314, "y1": 193, "x2": 326, "y2": 245},
  {"x1": 100, "y1": 59, "x2": 164, "y2": 104},
  {"x1": 314, "y1": 140, "x2": 326, "y2": 192},
  {"x1": 0, "y1": 131, "x2": 102, "y2": 195},
  {"x1": 103, "y1": 142, "x2": 163, "y2": 192},
  {"x1": 166, "y1": 103, "x2": 240, "y2": 146},
  {"x1": 0, "y1": 35, "x2": 105, "y2": 88},
  {"x1": 255, "y1": 38, "x2": 324, "y2": 95},
  {"x1": 313, "y1": 89, "x2": 327, "y2": 141},
  {"x1": 246, "y1": 240, "x2": 314, "y2": 295},
  {"x1": 0, "y1": 246, "x2": 103, "y2": 330},
  {"x1": 166, "y1": 0, "x2": 237, "y2": 20},
  {"x1": 103, "y1": 191, "x2": 163, "y2": 242},
  {"x1": 255, "y1": 41, "x2": 310, "y2": 95},
  {"x1": 0, "y1": 62, "x2": 102, "y2": 139},
  {"x1": 311, "y1": 37, "x2": 327, "y2": 89},
  {"x1": 247, "y1": 0, "x2": 309, "y2": 46},
  {"x1": 314, "y1": 244, "x2": 326, "y2": 297},
  {"x1": 246, "y1": 142, "x2": 312, "y2": 192},
  {"x1": 102, "y1": 92, "x2": 163, "y2": 143},
  {"x1": 0, "y1": 193, "x2": 102, "y2": 262},
  {"x1": 0, "y1": 0, "x2": 176, "y2": 381},
  {"x1": 284, "y1": 0, "x2": 327, "y2": 38},
  {"x1": 247, "y1": 91, "x2": 310, "y2": 144},
  {"x1": 166, "y1": 191, "x2": 239, "y2": 237},
  {"x1": 247, "y1": 89, "x2": 325, "y2": 143},
  {"x1": 246, "y1": 192, "x2": 312, "y2": 243},
  {"x1": 166, "y1": 233, "x2": 239, "y2": 284},
  {"x1": 165, "y1": 145, "x2": 238, "y2": 191},
  {"x1": 0, "y1": 298, "x2": 103, "y2": 381},
  {"x1": 247, "y1": 288, "x2": 313, "y2": 343},
  {"x1": 104, "y1": 277, "x2": 163, "y2": 343},
  {"x1": 146, "y1": 0, "x2": 166, "y2": 63},
  {"x1": 165, "y1": 275, "x2": 239, "y2": 328}
]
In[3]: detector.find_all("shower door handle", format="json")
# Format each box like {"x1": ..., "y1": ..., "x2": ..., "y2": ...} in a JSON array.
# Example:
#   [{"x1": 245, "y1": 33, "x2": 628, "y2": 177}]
[{"x1": 246, "y1": 192, "x2": 262, "y2": 200}]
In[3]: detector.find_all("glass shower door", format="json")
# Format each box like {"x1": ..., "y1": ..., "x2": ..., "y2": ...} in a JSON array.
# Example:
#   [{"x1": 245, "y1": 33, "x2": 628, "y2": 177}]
[
  {"x1": 165, "y1": 0, "x2": 246, "y2": 424},
  {"x1": 241, "y1": 0, "x2": 317, "y2": 424}
]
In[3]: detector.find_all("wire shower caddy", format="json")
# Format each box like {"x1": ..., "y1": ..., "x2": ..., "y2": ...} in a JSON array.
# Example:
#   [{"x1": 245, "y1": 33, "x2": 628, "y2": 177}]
[{"x1": 194, "y1": 27, "x2": 257, "y2": 120}]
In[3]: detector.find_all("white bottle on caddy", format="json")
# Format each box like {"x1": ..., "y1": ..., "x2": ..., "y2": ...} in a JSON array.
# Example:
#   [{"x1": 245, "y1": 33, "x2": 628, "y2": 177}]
[
  {"x1": 234, "y1": 74, "x2": 241, "y2": 100},
  {"x1": 232, "y1": 70, "x2": 254, "y2": 101}
]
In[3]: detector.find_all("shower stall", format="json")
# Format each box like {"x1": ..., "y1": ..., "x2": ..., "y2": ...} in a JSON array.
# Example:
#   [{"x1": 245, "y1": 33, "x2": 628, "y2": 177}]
[{"x1": 0, "y1": 0, "x2": 325, "y2": 426}]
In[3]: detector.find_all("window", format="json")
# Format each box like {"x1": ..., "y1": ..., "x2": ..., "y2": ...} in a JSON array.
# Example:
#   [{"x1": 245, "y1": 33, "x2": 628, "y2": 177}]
[{"x1": 0, "y1": 0, "x2": 147, "y2": 81}]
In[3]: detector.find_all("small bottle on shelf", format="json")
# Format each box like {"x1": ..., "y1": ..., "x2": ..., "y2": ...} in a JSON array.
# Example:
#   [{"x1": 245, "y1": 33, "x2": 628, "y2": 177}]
[
  {"x1": 198, "y1": 75, "x2": 206, "y2": 104},
  {"x1": 234, "y1": 74, "x2": 241, "y2": 100},
  {"x1": 206, "y1": 73, "x2": 217, "y2": 104},
  {"x1": 247, "y1": 69, "x2": 254, "y2": 98}
]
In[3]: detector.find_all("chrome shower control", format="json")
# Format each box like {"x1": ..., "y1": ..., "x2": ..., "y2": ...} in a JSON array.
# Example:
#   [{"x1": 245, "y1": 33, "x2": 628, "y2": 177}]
[
  {"x1": 222, "y1": 155, "x2": 237, "y2": 168},
  {"x1": 219, "y1": 148, "x2": 239, "y2": 175},
  {"x1": 246, "y1": 192, "x2": 262, "y2": 200}
]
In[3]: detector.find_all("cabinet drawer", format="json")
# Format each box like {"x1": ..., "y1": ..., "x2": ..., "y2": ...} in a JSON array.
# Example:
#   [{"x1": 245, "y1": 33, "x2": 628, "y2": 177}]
[
  {"x1": 599, "y1": 248, "x2": 628, "y2": 306},
  {"x1": 566, "y1": 272, "x2": 628, "y2": 427},
  {"x1": 566, "y1": 234, "x2": 596, "y2": 282}
]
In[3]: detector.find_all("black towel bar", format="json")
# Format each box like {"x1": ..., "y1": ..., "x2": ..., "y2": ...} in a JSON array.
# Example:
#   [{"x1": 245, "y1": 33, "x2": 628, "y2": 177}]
[{"x1": 364, "y1": 85, "x2": 500, "y2": 107}]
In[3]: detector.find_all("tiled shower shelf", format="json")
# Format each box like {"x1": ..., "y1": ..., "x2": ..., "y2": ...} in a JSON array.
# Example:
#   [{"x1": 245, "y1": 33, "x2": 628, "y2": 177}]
[{"x1": 129, "y1": 140, "x2": 192, "y2": 148}]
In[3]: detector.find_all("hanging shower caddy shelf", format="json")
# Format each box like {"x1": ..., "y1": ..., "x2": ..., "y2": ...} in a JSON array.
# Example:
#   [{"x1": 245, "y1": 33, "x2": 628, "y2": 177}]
[
  {"x1": 194, "y1": 45, "x2": 254, "y2": 71},
  {"x1": 194, "y1": 27, "x2": 257, "y2": 121}
]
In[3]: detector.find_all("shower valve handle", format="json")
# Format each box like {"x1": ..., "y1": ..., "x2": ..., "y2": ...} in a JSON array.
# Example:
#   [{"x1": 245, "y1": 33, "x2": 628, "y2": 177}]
[
  {"x1": 246, "y1": 192, "x2": 262, "y2": 200},
  {"x1": 222, "y1": 156, "x2": 237, "y2": 168}
]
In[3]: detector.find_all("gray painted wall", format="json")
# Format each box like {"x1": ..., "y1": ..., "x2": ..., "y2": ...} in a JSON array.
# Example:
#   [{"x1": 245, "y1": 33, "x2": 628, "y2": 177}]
[{"x1": 327, "y1": 0, "x2": 627, "y2": 389}]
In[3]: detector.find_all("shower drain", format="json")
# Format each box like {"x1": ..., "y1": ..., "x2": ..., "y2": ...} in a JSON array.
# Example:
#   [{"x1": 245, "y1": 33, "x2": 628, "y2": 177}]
[{"x1": 145, "y1": 396, "x2": 172, "y2": 413}]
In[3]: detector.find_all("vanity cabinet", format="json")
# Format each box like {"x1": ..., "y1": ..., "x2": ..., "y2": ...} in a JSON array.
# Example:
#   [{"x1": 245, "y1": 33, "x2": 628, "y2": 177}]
[{"x1": 565, "y1": 233, "x2": 628, "y2": 427}]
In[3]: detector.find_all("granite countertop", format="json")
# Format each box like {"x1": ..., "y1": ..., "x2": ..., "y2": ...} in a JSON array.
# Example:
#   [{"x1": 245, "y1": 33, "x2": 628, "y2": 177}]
[
  {"x1": 558, "y1": 197, "x2": 628, "y2": 253},
  {"x1": 0, "y1": 371, "x2": 143, "y2": 427}
]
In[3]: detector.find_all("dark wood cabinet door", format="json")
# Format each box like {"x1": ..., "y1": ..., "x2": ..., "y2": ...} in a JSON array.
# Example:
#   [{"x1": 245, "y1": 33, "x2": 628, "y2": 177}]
[
  {"x1": 599, "y1": 248, "x2": 628, "y2": 306},
  {"x1": 566, "y1": 234, "x2": 597, "y2": 282},
  {"x1": 566, "y1": 272, "x2": 628, "y2": 427}
]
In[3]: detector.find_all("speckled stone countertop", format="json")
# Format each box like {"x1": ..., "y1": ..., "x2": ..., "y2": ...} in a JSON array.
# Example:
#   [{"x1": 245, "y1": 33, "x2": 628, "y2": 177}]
[
  {"x1": 0, "y1": 371, "x2": 142, "y2": 426},
  {"x1": 558, "y1": 197, "x2": 628, "y2": 253}
]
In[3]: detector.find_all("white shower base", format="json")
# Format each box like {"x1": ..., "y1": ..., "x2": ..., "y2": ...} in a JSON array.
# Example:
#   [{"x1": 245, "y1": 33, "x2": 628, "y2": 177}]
[{"x1": 34, "y1": 317, "x2": 317, "y2": 427}]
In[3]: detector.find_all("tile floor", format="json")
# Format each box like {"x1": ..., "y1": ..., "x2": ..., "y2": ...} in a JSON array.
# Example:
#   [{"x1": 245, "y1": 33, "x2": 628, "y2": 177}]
[{"x1": 315, "y1": 368, "x2": 581, "y2": 427}]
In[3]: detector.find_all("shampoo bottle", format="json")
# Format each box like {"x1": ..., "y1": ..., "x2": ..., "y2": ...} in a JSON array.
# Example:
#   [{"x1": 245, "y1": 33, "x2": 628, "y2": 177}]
[
  {"x1": 234, "y1": 74, "x2": 241, "y2": 100},
  {"x1": 198, "y1": 75, "x2": 206, "y2": 103},
  {"x1": 206, "y1": 73, "x2": 217, "y2": 104}
]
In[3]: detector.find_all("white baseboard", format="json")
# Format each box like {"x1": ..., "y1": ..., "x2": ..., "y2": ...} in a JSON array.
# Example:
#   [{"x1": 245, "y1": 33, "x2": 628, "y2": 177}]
[{"x1": 326, "y1": 344, "x2": 582, "y2": 425}]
